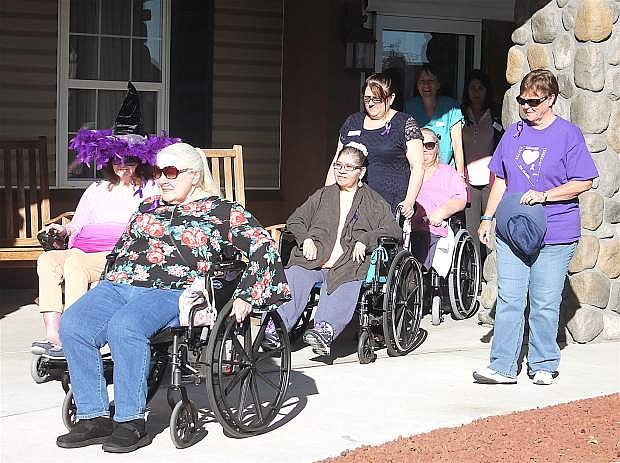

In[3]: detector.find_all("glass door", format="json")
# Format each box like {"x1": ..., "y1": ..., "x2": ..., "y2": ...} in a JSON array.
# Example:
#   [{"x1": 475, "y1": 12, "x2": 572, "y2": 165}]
[{"x1": 375, "y1": 16, "x2": 481, "y2": 111}]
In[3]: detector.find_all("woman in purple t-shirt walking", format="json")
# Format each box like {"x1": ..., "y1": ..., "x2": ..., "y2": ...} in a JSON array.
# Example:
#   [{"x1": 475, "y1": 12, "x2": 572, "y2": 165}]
[{"x1": 473, "y1": 69, "x2": 598, "y2": 385}]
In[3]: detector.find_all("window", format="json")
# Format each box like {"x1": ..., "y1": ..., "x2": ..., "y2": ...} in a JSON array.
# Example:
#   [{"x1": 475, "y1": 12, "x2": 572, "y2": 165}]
[
  {"x1": 57, "y1": 0, "x2": 170, "y2": 187},
  {"x1": 375, "y1": 16, "x2": 481, "y2": 109}
]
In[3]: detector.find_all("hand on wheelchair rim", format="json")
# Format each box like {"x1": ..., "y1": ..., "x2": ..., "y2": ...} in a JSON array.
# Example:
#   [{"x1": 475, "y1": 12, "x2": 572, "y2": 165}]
[{"x1": 229, "y1": 298, "x2": 252, "y2": 323}]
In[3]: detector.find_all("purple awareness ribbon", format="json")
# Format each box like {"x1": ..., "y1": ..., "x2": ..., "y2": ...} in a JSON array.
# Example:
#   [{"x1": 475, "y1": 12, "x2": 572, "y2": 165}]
[{"x1": 380, "y1": 122, "x2": 391, "y2": 136}]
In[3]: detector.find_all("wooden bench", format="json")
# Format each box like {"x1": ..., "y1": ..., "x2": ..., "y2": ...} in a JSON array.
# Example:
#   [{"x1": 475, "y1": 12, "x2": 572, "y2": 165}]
[
  {"x1": 0, "y1": 137, "x2": 54, "y2": 268},
  {"x1": 0, "y1": 142, "x2": 246, "y2": 268}
]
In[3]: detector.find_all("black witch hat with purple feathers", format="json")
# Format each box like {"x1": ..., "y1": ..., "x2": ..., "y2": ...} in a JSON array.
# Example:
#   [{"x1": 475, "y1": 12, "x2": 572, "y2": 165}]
[{"x1": 69, "y1": 82, "x2": 179, "y2": 169}]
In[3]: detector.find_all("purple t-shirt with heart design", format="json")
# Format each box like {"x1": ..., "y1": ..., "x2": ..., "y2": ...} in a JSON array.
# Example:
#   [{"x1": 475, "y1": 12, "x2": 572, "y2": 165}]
[{"x1": 488, "y1": 116, "x2": 598, "y2": 244}]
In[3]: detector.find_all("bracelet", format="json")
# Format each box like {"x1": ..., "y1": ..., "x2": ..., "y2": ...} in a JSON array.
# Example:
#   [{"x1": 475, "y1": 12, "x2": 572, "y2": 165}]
[{"x1": 480, "y1": 215, "x2": 495, "y2": 221}]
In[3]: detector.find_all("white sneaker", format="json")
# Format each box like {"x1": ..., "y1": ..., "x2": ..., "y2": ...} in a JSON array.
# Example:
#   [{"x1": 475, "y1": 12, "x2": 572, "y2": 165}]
[
  {"x1": 473, "y1": 367, "x2": 517, "y2": 384},
  {"x1": 532, "y1": 370, "x2": 554, "y2": 385}
]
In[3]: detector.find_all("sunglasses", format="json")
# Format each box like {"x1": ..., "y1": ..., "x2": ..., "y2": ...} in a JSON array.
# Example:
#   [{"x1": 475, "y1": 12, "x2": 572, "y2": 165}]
[
  {"x1": 516, "y1": 95, "x2": 548, "y2": 107},
  {"x1": 154, "y1": 166, "x2": 192, "y2": 179},
  {"x1": 362, "y1": 96, "x2": 385, "y2": 104},
  {"x1": 333, "y1": 162, "x2": 362, "y2": 172},
  {"x1": 423, "y1": 141, "x2": 437, "y2": 150}
]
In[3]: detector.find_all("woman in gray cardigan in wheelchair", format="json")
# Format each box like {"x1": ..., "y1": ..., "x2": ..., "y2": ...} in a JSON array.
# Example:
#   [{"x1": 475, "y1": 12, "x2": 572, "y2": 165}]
[
  {"x1": 56, "y1": 142, "x2": 289, "y2": 453},
  {"x1": 268, "y1": 146, "x2": 401, "y2": 356}
]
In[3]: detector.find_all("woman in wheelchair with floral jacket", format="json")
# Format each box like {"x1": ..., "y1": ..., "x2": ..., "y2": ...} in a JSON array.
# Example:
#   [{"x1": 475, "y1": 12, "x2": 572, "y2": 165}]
[
  {"x1": 269, "y1": 145, "x2": 401, "y2": 356},
  {"x1": 56, "y1": 142, "x2": 290, "y2": 453}
]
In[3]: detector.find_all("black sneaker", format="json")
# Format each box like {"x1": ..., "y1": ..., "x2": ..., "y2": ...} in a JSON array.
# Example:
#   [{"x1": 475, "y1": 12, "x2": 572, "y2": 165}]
[
  {"x1": 102, "y1": 419, "x2": 151, "y2": 453},
  {"x1": 303, "y1": 323, "x2": 333, "y2": 356},
  {"x1": 56, "y1": 416, "x2": 113, "y2": 448}
]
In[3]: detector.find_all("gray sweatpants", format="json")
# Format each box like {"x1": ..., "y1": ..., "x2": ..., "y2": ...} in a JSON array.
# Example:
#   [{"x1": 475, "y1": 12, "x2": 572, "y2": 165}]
[{"x1": 277, "y1": 265, "x2": 363, "y2": 338}]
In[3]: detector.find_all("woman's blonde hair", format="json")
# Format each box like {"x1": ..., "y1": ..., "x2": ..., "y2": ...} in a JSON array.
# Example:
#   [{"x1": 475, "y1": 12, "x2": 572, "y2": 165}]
[{"x1": 157, "y1": 142, "x2": 221, "y2": 197}]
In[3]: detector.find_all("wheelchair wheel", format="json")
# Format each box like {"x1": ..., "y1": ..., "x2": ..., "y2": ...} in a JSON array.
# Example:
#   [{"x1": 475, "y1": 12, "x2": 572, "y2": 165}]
[
  {"x1": 62, "y1": 389, "x2": 77, "y2": 431},
  {"x1": 170, "y1": 400, "x2": 199, "y2": 449},
  {"x1": 30, "y1": 354, "x2": 51, "y2": 384},
  {"x1": 383, "y1": 250, "x2": 424, "y2": 356},
  {"x1": 206, "y1": 304, "x2": 291, "y2": 438},
  {"x1": 357, "y1": 329, "x2": 377, "y2": 364},
  {"x1": 448, "y1": 231, "x2": 481, "y2": 320}
]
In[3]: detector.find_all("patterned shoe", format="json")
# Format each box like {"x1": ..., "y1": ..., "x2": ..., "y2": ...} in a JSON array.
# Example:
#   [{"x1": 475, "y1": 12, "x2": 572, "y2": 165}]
[
  {"x1": 42, "y1": 344, "x2": 65, "y2": 359},
  {"x1": 31, "y1": 340, "x2": 54, "y2": 355},
  {"x1": 303, "y1": 321, "x2": 333, "y2": 356}
]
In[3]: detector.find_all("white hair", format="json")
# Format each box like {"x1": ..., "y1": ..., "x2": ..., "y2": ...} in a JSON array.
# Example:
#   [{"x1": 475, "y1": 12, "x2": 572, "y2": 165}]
[{"x1": 156, "y1": 142, "x2": 221, "y2": 197}]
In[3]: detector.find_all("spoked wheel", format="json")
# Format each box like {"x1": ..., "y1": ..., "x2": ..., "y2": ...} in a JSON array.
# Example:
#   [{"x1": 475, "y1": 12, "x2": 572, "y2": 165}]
[
  {"x1": 357, "y1": 329, "x2": 377, "y2": 364},
  {"x1": 62, "y1": 389, "x2": 78, "y2": 431},
  {"x1": 206, "y1": 304, "x2": 291, "y2": 438},
  {"x1": 170, "y1": 400, "x2": 199, "y2": 449},
  {"x1": 448, "y1": 231, "x2": 481, "y2": 319},
  {"x1": 31, "y1": 354, "x2": 51, "y2": 384},
  {"x1": 383, "y1": 250, "x2": 424, "y2": 356}
]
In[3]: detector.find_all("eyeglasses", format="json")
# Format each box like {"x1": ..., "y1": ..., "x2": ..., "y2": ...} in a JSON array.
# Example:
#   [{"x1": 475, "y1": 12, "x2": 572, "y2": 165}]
[
  {"x1": 516, "y1": 95, "x2": 548, "y2": 107},
  {"x1": 154, "y1": 166, "x2": 192, "y2": 179},
  {"x1": 418, "y1": 79, "x2": 437, "y2": 86},
  {"x1": 333, "y1": 162, "x2": 362, "y2": 172},
  {"x1": 362, "y1": 96, "x2": 384, "y2": 104},
  {"x1": 423, "y1": 141, "x2": 437, "y2": 150}
]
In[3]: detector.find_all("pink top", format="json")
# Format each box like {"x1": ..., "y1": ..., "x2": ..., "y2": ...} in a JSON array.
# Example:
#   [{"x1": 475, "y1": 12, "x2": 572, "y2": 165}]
[
  {"x1": 68, "y1": 180, "x2": 159, "y2": 250},
  {"x1": 412, "y1": 164, "x2": 467, "y2": 237}
]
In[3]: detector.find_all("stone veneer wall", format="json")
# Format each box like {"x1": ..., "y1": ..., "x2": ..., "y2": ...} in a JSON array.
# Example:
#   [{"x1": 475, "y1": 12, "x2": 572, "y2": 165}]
[{"x1": 477, "y1": 0, "x2": 620, "y2": 342}]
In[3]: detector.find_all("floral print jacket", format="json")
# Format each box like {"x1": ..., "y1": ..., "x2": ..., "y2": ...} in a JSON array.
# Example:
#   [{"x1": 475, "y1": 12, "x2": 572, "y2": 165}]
[{"x1": 105, "y1": 196, "x2": 290, "y2": 311}]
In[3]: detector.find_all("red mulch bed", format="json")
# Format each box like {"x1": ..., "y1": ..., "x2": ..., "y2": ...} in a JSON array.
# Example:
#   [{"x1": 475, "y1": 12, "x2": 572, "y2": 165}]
[{"x1": 320, "y1": 393, "x2": 620, "y2": 463}]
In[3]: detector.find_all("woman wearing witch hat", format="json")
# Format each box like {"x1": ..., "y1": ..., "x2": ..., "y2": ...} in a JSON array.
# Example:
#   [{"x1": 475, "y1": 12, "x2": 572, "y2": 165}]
[{"x1": 32, "y1": 82, "x2": 177, "y2": 358}]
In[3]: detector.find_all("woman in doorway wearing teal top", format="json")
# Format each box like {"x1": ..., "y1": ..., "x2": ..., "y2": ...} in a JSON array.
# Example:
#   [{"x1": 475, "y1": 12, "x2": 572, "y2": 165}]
[{"x1": 404, "y1": 64, "x2": 465, "y2": 178}]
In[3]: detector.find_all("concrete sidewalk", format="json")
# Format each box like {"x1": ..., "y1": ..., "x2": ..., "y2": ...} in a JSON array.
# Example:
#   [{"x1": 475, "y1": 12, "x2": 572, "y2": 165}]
[{"x1": 1, "y1": 289, "x2": 619, "y2": 463}]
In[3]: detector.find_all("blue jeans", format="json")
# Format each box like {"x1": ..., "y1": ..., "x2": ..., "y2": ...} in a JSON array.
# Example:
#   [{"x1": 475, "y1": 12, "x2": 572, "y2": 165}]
[
  {"x1": 489, "y1": 238, "x2": 576, "y2": 378},
  {"x1": 60, "y1": 280, "x2": 181, "y2": 422}
]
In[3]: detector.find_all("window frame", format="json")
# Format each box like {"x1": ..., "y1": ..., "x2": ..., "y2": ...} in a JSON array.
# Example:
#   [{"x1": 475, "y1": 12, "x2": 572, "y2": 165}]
[
  {"x1": 56, "y1": 0, "x2": 171, "y2": 188},
  {"x1": 374, "y1": 15, "x2": 482, "y2": 102}
]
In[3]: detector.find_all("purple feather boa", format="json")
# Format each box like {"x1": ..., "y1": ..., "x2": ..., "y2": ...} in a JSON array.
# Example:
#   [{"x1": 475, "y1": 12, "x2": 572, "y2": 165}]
[{"x1": 69, "y1": 129, "x2": 180, "y2": 169}]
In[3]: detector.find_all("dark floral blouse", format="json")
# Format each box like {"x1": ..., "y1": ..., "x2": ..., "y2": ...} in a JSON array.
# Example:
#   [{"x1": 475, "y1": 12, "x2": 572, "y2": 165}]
[{"x1": 105, "y1": 196, "x2": 290, "y2": 311}]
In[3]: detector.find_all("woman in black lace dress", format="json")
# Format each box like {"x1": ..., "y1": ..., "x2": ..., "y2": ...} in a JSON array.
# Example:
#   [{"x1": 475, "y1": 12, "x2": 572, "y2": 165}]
[{"x1": 326, "y1": 73, "x2": 424, "y2": 217}]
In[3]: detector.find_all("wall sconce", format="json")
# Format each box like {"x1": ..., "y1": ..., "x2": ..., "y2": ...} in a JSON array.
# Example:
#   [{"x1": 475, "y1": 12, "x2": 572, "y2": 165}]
[{"x1": 342, "y1": 3, "x2": 375, "y2": 71}]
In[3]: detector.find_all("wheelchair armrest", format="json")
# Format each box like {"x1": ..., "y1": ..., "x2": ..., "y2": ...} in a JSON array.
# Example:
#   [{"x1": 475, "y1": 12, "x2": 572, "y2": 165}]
[
  {"x1": 102, "y1": 253, "x2": 118, "y2": 275},
  {"x1": 377, "y1": 236, "x2": 401, "y2": 247},
  {"x1": 265, "y1": 223, "x2": 286, "y2": 243}
]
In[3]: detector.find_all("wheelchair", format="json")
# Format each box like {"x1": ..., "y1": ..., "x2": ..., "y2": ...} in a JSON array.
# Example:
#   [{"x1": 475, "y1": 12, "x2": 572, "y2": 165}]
[
  {"x1": 278, "y1": 229, "x2": 424, "y2": 365},
  {"x1": 30, "y1": 256, "x2": 291, "y2": 449},
  {"x1": 414, "y1": 215, "x2": 482, "y2": 326}
]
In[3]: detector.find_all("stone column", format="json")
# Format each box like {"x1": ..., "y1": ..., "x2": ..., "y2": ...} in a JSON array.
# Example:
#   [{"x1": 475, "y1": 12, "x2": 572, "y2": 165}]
[{"x1": 479, "y1": 0, "x2": 620, "y2": 343}]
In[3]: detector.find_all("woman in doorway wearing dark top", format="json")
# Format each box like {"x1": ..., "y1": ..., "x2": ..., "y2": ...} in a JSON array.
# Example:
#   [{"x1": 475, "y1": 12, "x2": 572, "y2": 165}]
[
  {"x1": 326, "y1": 73, "x2": 424, "y2": 218},
  {"x1": 461, "y1": 70, "x2": 504, "y2": 260}
]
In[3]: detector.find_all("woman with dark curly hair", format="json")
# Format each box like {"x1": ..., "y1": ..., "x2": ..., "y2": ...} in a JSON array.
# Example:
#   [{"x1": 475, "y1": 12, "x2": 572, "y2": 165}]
[{"x1": 327, "y1": 73, "x2": 424, "y2": 218}]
